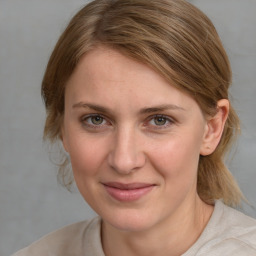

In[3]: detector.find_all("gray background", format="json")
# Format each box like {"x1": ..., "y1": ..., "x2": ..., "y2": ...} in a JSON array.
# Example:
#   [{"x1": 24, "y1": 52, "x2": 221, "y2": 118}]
[{"x1": 0, "y1": 0, "x2": 255, "y2": 255}]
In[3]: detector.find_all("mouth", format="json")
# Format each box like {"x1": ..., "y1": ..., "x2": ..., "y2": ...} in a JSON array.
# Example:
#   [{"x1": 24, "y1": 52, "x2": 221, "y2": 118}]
[{"x1": 102, "y1": 182, "x2": 156, "y2": 202}]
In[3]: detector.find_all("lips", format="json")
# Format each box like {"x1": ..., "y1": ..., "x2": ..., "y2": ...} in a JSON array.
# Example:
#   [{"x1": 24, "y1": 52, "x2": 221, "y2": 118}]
[{"x1": 102, "y1": 182, "x2": 155, "y2": 202}]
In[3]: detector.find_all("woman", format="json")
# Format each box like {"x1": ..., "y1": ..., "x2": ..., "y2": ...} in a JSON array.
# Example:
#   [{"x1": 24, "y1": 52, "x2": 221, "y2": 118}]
[{"x1": 13, "y1": 0, "x2": 256, "y2": 255}]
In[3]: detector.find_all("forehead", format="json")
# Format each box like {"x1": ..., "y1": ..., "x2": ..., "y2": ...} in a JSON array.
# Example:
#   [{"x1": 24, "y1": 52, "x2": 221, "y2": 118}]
[
  {"x1": 69, "y1": 46, "x2": 165, "y2": 86},
  {"x1": 65, "y1": 46, "x2": 200, "y2": 113}
]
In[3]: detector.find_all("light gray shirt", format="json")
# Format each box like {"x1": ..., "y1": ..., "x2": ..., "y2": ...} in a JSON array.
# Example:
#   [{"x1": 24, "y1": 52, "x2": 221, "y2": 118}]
[{"x1": 12, "y1": 200, "x2": 256, "y2": 256}]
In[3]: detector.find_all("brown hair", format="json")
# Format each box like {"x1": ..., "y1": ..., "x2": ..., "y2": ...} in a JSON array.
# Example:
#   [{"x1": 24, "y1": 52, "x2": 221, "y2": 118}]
[{"x1": 42, "y1": 0, "x2": 243, "y2": 206}]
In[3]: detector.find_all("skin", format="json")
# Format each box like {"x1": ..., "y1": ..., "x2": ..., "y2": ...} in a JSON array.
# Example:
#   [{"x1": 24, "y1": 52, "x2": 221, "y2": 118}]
[{"x1": 62, "y1": 46, "x2": 229, "y2": 256}]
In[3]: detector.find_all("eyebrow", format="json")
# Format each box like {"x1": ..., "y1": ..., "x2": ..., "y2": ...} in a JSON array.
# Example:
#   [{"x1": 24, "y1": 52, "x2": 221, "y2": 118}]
[
  {"x1": 72, "y1": 102, "x2": 112, "y2": 114},
  {"x1": 72, "y1": 102, "x2": 185, "y2": 114},
  {"x1": 139, "y1": 104, "x2": 185, "y2": 114}
]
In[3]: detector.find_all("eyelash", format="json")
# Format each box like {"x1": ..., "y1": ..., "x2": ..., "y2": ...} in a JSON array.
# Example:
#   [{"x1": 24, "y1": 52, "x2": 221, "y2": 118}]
[
  {"x1": 81, "y1": 114, "x2": 110, "y2": 129},
  {"x1": 145, "y1": 115, "x2": 174, "y2": 129},
  {"x1": 80, "y1": 114, "x2": 175, "y2": 130}
]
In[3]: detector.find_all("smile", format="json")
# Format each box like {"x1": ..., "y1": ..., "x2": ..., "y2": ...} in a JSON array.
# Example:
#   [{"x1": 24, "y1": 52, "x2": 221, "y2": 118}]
[{"x1": 102, "y1": 182, "x2": 156, "y2": 202}]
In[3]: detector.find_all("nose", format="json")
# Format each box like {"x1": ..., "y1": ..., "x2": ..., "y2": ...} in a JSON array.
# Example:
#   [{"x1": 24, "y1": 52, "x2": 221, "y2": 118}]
[{"x1": 108, "y1": 126, "x2": 146, "y2": 175}]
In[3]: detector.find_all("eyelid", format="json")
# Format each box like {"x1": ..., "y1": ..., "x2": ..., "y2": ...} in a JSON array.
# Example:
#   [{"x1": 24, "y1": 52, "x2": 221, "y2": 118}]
[
  {"x1": 144, "y1": 114, "x2": 175, "y2": 129},
  {"x1": 80, "y1": 113, "x2": 175, "y2": 131},
  {"x1": 81, "y1": 113, "x2": 112, "y2": 128},
  {"x1": 81, "y1": 113, "x2": 104, "y2": 121}
]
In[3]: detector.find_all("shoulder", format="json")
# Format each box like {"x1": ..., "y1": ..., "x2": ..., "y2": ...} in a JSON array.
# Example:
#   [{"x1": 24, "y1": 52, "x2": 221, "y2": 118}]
[
  {"x1": 215, "y1": 200, "x2": 256, "y2": 241},
  {"x1": 12, "y1": 216, "x2": 104, "y2": 256},
  {"x1": 184, "y1": 200, "x2": 256, "y2": 256}
]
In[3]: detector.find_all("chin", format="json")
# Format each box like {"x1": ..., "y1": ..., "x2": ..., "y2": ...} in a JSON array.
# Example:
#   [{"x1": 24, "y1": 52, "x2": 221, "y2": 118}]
[{"x1": 102, "y1": 208, "x2": 160, "y2": 233}]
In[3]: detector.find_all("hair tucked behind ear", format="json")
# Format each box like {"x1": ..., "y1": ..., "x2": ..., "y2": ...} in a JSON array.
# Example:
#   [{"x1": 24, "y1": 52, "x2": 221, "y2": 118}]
[
  {"x1": 42, "y1": 0, "x2": 244, "y2": 206},
  {"x1": 198, "y1": 105, "x2": 242, "y2": 207}
]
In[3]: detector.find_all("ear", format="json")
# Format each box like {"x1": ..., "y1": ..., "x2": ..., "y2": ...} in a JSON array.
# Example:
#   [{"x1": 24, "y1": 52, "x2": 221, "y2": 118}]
[{"x1": 200, "y1": 99, "x2": 229, "y2": 156}]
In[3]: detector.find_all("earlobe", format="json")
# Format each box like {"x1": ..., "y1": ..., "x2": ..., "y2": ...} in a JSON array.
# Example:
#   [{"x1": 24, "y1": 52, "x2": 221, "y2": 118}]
[{"x1": 200, "y1": 99, "x2": 229, "y2": 156}]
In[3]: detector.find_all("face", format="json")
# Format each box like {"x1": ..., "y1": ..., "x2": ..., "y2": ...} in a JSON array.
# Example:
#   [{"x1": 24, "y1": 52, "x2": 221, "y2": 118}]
[{"x1": 62, "y1": 46, "x2": 209, "y2": 232}]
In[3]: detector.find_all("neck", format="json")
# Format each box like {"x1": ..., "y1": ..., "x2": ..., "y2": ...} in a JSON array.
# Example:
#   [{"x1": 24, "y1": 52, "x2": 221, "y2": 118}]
[{"x1": 101, "y1": 196, "x2": 213, "y2": 256}]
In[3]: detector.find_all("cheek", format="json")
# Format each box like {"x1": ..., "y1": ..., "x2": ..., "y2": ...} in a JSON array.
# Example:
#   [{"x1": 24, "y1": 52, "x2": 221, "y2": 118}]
[
  {"x1": 148, "y1": 135, "x2": 202, "y2": 206},
  {"x1": 148, "y1": 134, "x2": 201, "y2": 179},
  {"x1": 67, "y1": 135, "x2": 108, "y2": 177}
]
